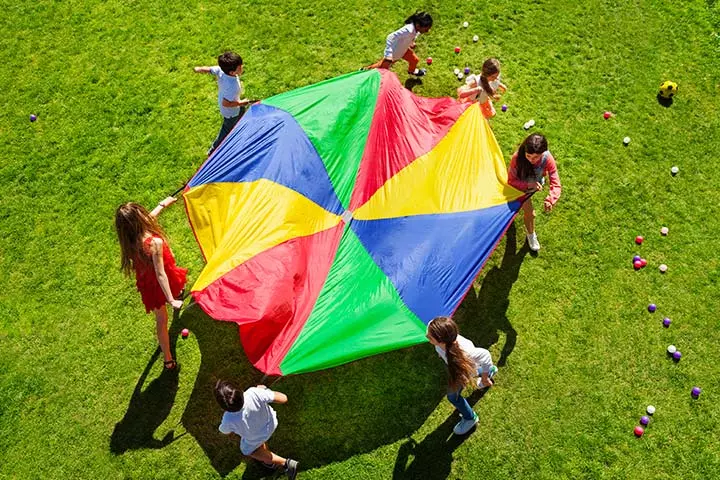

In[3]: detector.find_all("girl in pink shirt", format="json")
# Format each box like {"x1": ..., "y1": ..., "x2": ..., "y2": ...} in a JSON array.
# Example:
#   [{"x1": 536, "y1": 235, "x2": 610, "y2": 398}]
[{"x1": 507, "y1": 134, "x2": 561, "y2": 251}]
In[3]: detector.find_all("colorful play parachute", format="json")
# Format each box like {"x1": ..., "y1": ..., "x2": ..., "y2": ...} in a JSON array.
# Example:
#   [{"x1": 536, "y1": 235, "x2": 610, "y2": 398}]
[{"x1": 183, "y1": 69, "x2": 525, "y2": 375}]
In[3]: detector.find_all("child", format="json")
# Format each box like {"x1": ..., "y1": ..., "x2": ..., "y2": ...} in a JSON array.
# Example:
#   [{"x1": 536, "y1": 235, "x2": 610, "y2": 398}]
[
  {"x1": 507, "y1": 133, "x2": 562, "y2": 252},
  {"x1": 457, "y1": 58, "x2": 507, "y2": 118},
  {"x1": 365, "y1": 11, "x2": 433, "y2": 76},
  {"x1": 426, "y1": 316, "x2": 497, "y2": 436},
  {"x1": 115, "y1": 197, "x2": 187, "y2": 370},
  {"x1": 215, "y1": 380, "x2": 299, "y2": 479},
  {"x1": 194, "y1": 51, "x2": 252, "y2": 155}
]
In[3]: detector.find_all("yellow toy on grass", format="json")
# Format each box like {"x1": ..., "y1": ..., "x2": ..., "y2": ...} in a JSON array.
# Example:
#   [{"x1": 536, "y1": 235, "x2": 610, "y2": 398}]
[{"x1": 659, "y1": 81, "x2": 678, "y2": 99}]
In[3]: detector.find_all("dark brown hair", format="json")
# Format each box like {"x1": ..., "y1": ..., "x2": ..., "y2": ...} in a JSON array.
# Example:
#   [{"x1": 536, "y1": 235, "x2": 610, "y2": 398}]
[
  {"x1": 480, "y1": 58, "x2": 501, "y2": 99},
  {"x1": 214, "y1": 380, "x2": 244, "y2": 412},
  {"x1": 404, "y1": 11, "x2": 433, "y2": 28},
  {"x1": 218, "y1": 51, "x2": 243, "y2": 75},
  {"x1": 516, "y1": 133, "x2": 549, "y2": 181},
  {"x1": 115, "y1": 202, "x2": 166, "y2": 276},
  {"x1": 428, "y1": 316, "x2": 476, "y2": 391}
]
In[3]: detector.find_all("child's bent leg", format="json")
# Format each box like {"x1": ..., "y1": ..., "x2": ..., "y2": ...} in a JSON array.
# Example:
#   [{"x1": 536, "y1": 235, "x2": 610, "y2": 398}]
[
  {"x1": 480, "y1": 100, "x2": 496, "y2": 118},
  {"x1": 249, "y1": 443, "x2": 286, "y2": 467},
  {"x1": 153, "y1": 307, "x2": 173, "y2": 363},
  {"x1": 522, "y1": 198, "x2": 536, "y2": 234},
  {"x1": 402, "y1": 49, "x2": 420, "y2": 73},
  {"x1": 447, "y1": 389, "x2": 475, "y2": 420}
]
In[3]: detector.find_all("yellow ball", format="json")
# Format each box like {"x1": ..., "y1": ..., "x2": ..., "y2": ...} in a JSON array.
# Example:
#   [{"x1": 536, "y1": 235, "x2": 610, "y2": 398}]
[{"x1": 659, "y1": 80, "x2": 678, "y2": 99}]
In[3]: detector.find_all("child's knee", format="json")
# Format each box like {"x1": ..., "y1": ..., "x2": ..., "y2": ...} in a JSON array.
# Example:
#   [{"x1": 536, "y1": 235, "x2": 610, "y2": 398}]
[{"x1": 524, "y1": 207, "x2": 536, "y2": 218}]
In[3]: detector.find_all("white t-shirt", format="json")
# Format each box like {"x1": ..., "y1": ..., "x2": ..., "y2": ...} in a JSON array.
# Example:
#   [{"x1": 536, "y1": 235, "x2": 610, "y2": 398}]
[
  {"x1": 210, "y1": 66, "x2": 243, "y2": 118},
  {"x1": 218, "y1": 387, "x2": 278, "y2": 450},
  {"x1": 384, "y1": 23, "x2": 419, "y2": 61},
  {"x1": 435, "y1": 335, "x2": 493, "y2": 371},
  {"x1": 464, "y1": 75, "x2": 502, "y2": 104}
]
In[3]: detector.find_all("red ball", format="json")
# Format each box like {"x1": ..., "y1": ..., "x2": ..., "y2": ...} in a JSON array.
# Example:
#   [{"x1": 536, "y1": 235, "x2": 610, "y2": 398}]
[
  {"x1": 603, "y1": 111, "x2": 612, "y2": 119},
  {"x1": 633, "y1": 260, "x2": 642, "y2": 270},
  {"x1": 426, "y1": 57, "x2": 433, "y2": 65},
  {"x1": 640, "y1": 259, "x2": 648, "y2": 267},
  {"x1": 634, "y1": 426, "x2": 644, "y2": 437},
  {"x1": 454, "y1": 46, "x2": 461, "y2": 54},
  {"x1": 181, "y1": 328, "x2": 189, "y2": 338},
  {"x1": 635, "y1": 236, "x2": 644, "y2": 245}
]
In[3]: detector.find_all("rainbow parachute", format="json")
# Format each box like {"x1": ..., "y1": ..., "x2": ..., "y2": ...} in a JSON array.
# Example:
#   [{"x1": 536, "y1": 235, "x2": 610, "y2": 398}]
[{"x1": 183, "y1": 69, "x2": 524, "y2": 375}]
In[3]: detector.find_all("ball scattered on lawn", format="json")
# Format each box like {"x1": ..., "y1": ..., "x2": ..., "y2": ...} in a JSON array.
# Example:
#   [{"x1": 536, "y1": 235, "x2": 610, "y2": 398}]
[
  {"x1": 672, "y1": 351, "x2": 682, "y2": 361},
  {"x1": 454, "y1": 46, "x2": 461, "y2": 54},
  {"x1": 463, "y1": 21, "x2": 469, "y2": 28},
  {"x1": 501, "y1": 104, "x2": 508, "y2": 112},
  {"x1": 659, "y1": 264, "x2": 668, "y2": 273},
  {"x1": 457, "y1": 73, "x2": 464, "y2": 80},
  {"x1": 426, "y1": 57, "x2": 433, "y2": 65},
  {"x1": 671, "y1": 166, "x2": 679, "y2": 176},
  {"x1": 660, "y1": 226, "x2": 669, "y2": 236},
  {"x1": 634, "y1": 426, "x2": 644, "y2": 437},
  {"x1": 603, "y1": 111, "x2": 613, "y2": 119},
  {"x1": 640, "y1": 415, "x2": 650, "y2": 426},
  {"x1": 464, "y1": 67, "x2": 470, "y2": 74},
  {"x1": 633, "y1": 255, "x2": 641, "y2": 263},
  {"x1": 662, "y1": 317, "x2": 671, "y2": 328},
  {"x1": 646, "y1": 405, "x2": 656, "y2": 415},
  {"x1": 181, "y1": 328, "x2": 189, "y2": 339},
  {"x1": 473, "y1": 35, "x2": 479, "y2": 42},
  {"x1": 633, "y1": 260, "x2": 642, "y2": 270},
  {"x1": 648, "y1": 303, "x2": 657, "y2": 313},
  {"x1": 691, "y1": 387, "x2": 701, "y2": 398},
  {"x1": 30, "y1": 114, "x2": 37, "y2": 122},
  {"x1": 667, "y1": 345, "x2": 676, "y2": 354},
  {"x1": 635, "y1": 235, "x2": 644, "y2": 245},
  {"x1": 453, "y1": 68, "x2": 460, "y2": 75},
  {"x1": 623, "y1": 136, "x2": 631, "y2": 145}
]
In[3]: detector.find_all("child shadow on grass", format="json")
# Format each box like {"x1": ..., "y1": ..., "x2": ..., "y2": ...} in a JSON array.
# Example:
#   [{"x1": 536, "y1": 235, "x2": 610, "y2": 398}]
[
  {"x1": 109, "y1": 311, "x2": 183, "y2": 454},
  {"x1": 392, "y1": 388, "x2": 490, "y2": 480}
]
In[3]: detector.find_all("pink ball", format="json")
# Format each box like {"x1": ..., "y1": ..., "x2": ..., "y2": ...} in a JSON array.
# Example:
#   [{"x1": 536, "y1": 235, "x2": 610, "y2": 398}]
[
  {"x1": 633, "y1": 260, "x2": 642, "y2": 270},
  {"x1": 603, "y1": 111, "x2": 613, "y2": 119},
  {"x1": 634, "y1": 426, "x2": 644, "y2": 437},
  {"x1": 181, "y1": 328, "x2": 189, "y2": 338},
  {"x1": 635, "y1": 235, "x2": 644, "y2": 245}
]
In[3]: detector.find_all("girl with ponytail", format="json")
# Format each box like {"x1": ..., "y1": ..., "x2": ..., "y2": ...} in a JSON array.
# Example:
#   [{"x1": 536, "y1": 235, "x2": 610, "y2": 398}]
[
  {"x1": 457, "y1": 58, "x2": 507, "y2": 118},
  {"x1": 365, "y1": 11, "x2": 433, "y2": 76},
  {"x1": 426, "y1": 316, "x2": 497, "y2": 435}
]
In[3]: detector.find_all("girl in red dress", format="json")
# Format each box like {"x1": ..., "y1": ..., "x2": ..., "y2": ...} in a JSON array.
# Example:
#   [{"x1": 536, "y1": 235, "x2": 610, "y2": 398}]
[{"x1": 115, "y1": 197, "x2": 188, "y2": 370}]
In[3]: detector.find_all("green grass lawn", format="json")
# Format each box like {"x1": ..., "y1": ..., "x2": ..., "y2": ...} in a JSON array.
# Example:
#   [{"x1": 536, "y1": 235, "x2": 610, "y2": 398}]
[{"x1": 2, "y1": 0, "x2": 720, "y2": 478}]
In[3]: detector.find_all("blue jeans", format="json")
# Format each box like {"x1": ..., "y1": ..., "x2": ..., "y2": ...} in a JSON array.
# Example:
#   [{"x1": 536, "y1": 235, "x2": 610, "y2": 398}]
[
  {"x1": 446, "y1": 365, "x2": 493, "y2": 420},
  {"x1": 208, "y1": 110, "x2": 244, "y2": 154}
]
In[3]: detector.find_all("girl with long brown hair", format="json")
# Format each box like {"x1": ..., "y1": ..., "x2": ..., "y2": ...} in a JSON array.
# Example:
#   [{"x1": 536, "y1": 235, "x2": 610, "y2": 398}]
[
  {"x1": 426, "y1": 316, "x2": 497, "y2": 435},
  {"x1": 507, "y1": 133, "x2": 562, "y2": 252},
  {"x1": 115, "y1": 197, "x2": 187, "y2": 370},
  {"x1": 457, "y1": 58, "x2": 507, "y2": 118}
]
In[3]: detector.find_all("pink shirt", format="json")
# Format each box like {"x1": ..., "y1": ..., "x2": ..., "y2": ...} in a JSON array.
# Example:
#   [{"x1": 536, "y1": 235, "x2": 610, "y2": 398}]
[{"x1": 508, "y1": 151, "x2": 562, "y2": 206}]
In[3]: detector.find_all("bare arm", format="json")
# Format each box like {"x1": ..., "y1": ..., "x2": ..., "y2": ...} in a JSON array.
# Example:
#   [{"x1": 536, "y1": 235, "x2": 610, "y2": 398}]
[
  {"x1": 150, "y1": 196, "x2": 177, "y2": 218},
  {"x1": 457, "y1": 85, "x2": 482, "y2": 99},
  {"x1": 221, "y1": 98, "x2": 252, "y2": 108},
  {"x1": 150, "y1": 238, "x2": 184, "y2": 309},
  {"x1": 193, "y1": 66, "x2": 213, "y2": 73}
]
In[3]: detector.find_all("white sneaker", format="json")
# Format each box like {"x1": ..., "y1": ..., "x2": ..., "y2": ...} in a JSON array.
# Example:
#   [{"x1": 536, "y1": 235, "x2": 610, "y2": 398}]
[
  {"x1": 453, "y1": 412, "x2": 479, "y2": 435},
  {"x1": 527, "y1": 233, "x2": 540, "y2": 252}
]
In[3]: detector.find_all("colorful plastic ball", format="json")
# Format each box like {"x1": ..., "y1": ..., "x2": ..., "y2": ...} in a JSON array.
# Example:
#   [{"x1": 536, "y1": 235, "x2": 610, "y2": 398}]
[
  {"x1": 691, "y1": 387, "x2": 702, "y2": 398},
  {"x1": 671, "y1": 166, "x2": 679, "y2": 176},
  {"x1": 659, "y1": 264, "x2": 668, "y2": 273},
  {"x1": 454, "y1": 46, "x2": 461, "y2": 54},
  {"x1": 603, "y1": 111, "x2": 613, "y2": 119},
  {"x1": 30, "y1": 114, "x2": 37, "y2": 122},
  {"x1": 463, "y1": 21, "x2": 469, "y2": 28},
  {"x1": 426, "y1": 57, "x2": 433, "y2": 65},
  {"x1": 635, "y1": 235, "x2": 644, "y2": 245},
  {"x1": 464, "y1": 67, "x2": 471, "y2": 75},
  {"x1": 457, "y1": 73, "x2": 464, "y2": 80},
  {"x1": 453, "y1": 68, "x2": 460, "y2": 75},
  {"x1": 640, "y1": 258, "x2": 648, "y2": 267},
  {"x1": 673, "y1": 351, "x2": 682, "y2": 361},
  {"x1": 648, "y1": 304, "x2": 657, "y2": 313},
  {"x1": 659, "y1": 80, "x2": 678, "y2": 99},
  {"x1": 634, "y1": 426, "x2": 644, "y2": 437},
  {"x1": 667, "y1": 345, "x2": 677, "y2": 354},
  {"x1": 640, "y1": 416, "x2": 650, "y2": 426},
  {"x1": 646, "y1": 405, "x2": 656, "y2": 415},
  {"x1": 501, "y1": 104, "x2": 508, "y2": 112},
  {"x1": 662, "y1": 317, "x2": 671, "y2": 328},
  {"x1": 473, "y1": 35, "x2": 479, "y2": 43},
  {"x1": 633, "y1": 255, "x2": 641, "y2": 262},
  {"x1": 660, "y1": 226, "x2": 669, "y2": 236},
  {"x1": 181, "y1": 328, "x2": 189, "y2": 339},
  {"x1": 623, "y1": 136, "x2": 631, "y2": 145},
  {"x1": 633, "y1": 260, "x2": 642, "y2": 270}
]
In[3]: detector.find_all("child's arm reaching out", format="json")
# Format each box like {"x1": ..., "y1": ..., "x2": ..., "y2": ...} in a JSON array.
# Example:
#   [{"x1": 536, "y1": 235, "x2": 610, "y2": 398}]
[{"x1": 193, "y1": 66, "x2": 213, "y2": 73}]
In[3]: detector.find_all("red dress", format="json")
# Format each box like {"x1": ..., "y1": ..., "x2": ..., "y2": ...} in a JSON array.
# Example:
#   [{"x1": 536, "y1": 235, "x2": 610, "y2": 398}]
[{"x1": 134, "y1": 235, "x2": 188, "y2": 313}]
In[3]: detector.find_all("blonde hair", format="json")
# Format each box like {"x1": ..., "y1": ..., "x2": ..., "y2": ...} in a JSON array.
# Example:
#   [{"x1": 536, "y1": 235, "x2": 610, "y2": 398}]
[{"x1": 115, "y1": 203, "x2": 166, "y2": 276}]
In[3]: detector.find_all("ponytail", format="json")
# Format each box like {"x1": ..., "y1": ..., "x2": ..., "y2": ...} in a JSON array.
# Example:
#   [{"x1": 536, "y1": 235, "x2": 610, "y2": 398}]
[
  {"x1": 480, "y1": 58, "x2": 501, "y2": 98},
  {"x1": 404, "y1": 11, "x2": 433, "y2": 28},
  {"x1": 428, "y1": 316, "x2": 476, "y2": 391}
]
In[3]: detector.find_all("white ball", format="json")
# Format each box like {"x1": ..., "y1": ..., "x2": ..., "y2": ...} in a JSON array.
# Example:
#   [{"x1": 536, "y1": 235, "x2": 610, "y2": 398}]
[
  {"x1": 667, "y1": 345, "x2": 677, "y2": 354},
  {"x1": 473, "y1": 35, "x2": 479, "y2": 43},
  {"x1": 453, "y1": 68, "x2": 460, "y2": 75},
  {"x1": 671, "y1": 166, "x2": 679, "y2": 175},
  {"x1": 659, "y1": 264, "x2": 668, "y2": 273},
  {"x1": 646, "y1": 405, "x2": 656, "y2": 415},
  {"x1": 463, "y1": 21, "x2": 469, "y2": 28},
  {"x1": 660, "y1": 227, "x2": 669, "y2": 236},
  {"x1": 457, "y1": 73, "x2": 464, "y2": 80},
  {"x1": 623, "y1": 136, "x2": 631, "y2": 145}
]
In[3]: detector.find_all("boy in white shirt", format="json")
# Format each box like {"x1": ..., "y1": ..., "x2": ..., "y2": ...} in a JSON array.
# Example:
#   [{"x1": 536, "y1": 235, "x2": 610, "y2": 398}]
[
  {"x1": 194, "y1": 51, "x2": 252, "y2": 155},
  {"x1": 215, "y1": 380, "x2": 298, "y2": 479}
]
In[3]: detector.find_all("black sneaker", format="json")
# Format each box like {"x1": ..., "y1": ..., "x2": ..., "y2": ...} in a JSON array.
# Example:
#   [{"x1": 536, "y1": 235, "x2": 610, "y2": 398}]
[
  {"x1": 410, "y1": 68, "x2": 427, "y2": 77},
  {"x1": 284, "y1": 459, "x2": 299, "y2": 479}
]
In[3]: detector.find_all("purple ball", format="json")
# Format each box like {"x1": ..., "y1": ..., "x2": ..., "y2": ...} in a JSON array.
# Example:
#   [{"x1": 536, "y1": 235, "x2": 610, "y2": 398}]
[
  {"x1": 633, "y1": 255, "x2": 641, "y2": 263},
  {"x1": 640, "y1": 415, "x2": 650, "y2": 426},
  {"x1": 464, "y1": 67, "x2": 471, "y2": 75},
  {"x1": 648, "y1": 304, "x2": 657, "y2": 313},
  {"x1": 672, "y1": 351, "x2": 682, "y2": 361},
  {"x1": 691, "y1": 387, "x2": 701, "y2": 397},
  {"x1": 501, "y1": 104, "x2": 508, "y2": 112},
  {"x1": 662, "y1": 317, "x2": 671, "y2": 327},
  {"x1": 30, "y1": 114, "x2": 37, "y2": 122}
]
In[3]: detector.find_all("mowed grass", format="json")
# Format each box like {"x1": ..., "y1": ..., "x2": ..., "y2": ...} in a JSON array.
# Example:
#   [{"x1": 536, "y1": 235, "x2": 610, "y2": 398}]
[{"x1": 1, "y1": 0, "x2": 720, "y2": 478}]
